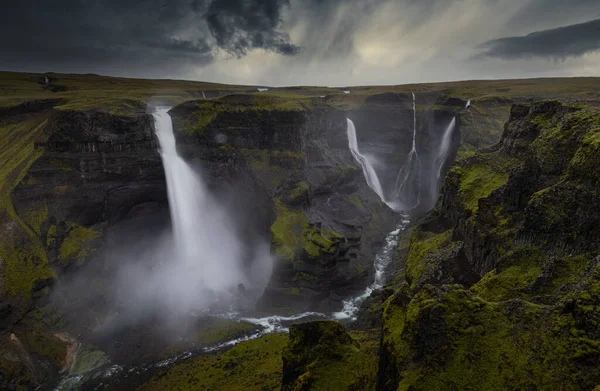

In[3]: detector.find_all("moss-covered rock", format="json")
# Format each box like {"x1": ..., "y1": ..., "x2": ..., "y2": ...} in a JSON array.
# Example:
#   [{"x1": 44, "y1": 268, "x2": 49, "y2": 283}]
[
  {"x1": 282, "y1": 321, "x2": 378, "y2": 391},
  {"x1": 381, "y1": 284, "x2": 600, "y2": 391},
  {"x1": 379, "y1": 101, "x2": 600, "y2": 390}
]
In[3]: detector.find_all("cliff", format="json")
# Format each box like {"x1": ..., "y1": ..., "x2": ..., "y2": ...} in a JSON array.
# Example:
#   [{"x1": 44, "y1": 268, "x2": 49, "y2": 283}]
[{"x1": 379, "y1": 101, "x2": 600, "y2": 390}]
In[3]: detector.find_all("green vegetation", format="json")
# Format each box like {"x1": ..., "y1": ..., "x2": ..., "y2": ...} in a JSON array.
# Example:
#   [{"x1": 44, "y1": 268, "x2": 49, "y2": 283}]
[
  {"x1": 453, "y1": 155, "x2": 513, "y2": 212},
  {"x1": 24, "y1": 330, "x2": 68, "y2": 368},
  {"x1": 58, "y1": 222, "x2": 101, "y2": 264},
  {"x1": 139, "y1": 334, "x2": 288, "y2": 391},
  {"x1": 382, "y1": 285, "x2": 600, "y2": 391},
  {"x1": 22, "y1": 203, "x2": 48, "y2": 236},
  {"x1": 289, "y1": 181, "x2": 309, "y2": 201},
  {"x1": 282, "y1": 321, "x2": 379, "y2": 391},
  {"x1": 0, "y1": 242, "x2": 55, "y2": 298},
  {"x1": 0, "y1": 115, "x2": 55, "y2": 302},
  {"x1": 191, "y1": 319, "x2": 257, "y2": 346},
  {"x1": 270, "y1": 200, "x2": 342, "y2": 262},
  {"x1": 174, "y1": 94, "x2": 310, "y2": 135},
  {"x1": 0, "y1": 71, "x2": 251, "y2": 112},
  {"x1": 405, "y1": 229, "x2": 453, "y2": 289},
  {"x1": 471, "y1": 246, "x2": 544, "y2": 301}
]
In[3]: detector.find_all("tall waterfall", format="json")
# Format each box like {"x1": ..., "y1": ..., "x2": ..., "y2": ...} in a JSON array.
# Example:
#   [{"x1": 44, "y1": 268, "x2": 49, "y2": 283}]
[
  {"x1": 347, "y1": 118, "x2": 386, "y2": 202},
  {"x1": 394, "y1": 92, "x2": 421, "y2": 210},
  {"x1": 202, "y1": 91, "x2": 206, "y2": 99},
  {"x1": 434, "y1": 117, "x2": 456, "y2": 181},
  {"x1": 152, "y1": 108, "x2": 246, "y2": 295}
]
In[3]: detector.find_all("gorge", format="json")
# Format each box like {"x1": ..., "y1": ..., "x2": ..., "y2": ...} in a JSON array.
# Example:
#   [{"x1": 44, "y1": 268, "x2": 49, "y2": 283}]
[{"x1": 1, "y1": 72, "x2": 600, "y2": 390}]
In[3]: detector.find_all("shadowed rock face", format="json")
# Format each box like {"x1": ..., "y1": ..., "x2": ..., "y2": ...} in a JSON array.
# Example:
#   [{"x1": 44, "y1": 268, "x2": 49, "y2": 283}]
[
  {"x1": 347, "y1": 92, "x2": 463, "y2": 214},
  {"x1": 379, "y1": 101, "x2": 600, "y2": 391},
  {"x1": 170, "y1": 103, "x2": 398, "y2": 312},
  {"x1": 12, "y1": 109, "x2": 167, "y2": 269}
]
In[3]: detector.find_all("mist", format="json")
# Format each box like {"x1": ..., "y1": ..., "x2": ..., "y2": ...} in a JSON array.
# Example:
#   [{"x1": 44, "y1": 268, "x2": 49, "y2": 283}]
[{"x1": 48, "y1": 108, "x2": 274, "y2": 341}]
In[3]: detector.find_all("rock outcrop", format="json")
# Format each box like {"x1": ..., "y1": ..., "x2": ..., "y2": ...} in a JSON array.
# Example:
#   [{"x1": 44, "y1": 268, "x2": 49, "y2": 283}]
[
  {"x1": 380, "y1": 101, "x2": 600, "y2": 390},
  {"x1": 281, "y1": 320, "x2": 379, "y2": 391}
]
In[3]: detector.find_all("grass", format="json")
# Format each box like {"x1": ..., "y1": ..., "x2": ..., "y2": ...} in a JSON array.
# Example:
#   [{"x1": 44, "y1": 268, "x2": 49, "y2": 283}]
[
  {"x1": 405, "y1": 229, "x2": 453, "y2": 289},
  {"x1": 0, "y1": 115, "x2": 54, "y2": 300},
  {"x1": 191, "y1": 319, "x2": 257, "y2": 346},
  {"x1": 382, "y1": 285, "x2": 600, "y2": 391},
  {"x1": 138, "y1": 333, "x2": 289, "y2": 391}
]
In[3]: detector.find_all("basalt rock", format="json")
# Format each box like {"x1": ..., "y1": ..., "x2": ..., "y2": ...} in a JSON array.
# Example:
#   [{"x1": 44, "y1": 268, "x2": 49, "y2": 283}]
[{"x1": 380, "y1": 101, "x2": 600, "y2": 390}]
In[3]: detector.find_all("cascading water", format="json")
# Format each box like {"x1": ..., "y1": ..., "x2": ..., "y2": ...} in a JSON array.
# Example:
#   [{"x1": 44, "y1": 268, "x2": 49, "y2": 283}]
[
  {"x1": 394, "y1": 92, "x2": 421, "y2": 210},
  {"x1": 333, "y1": 215, "x2": 409, "y2": 321},
  {"x1": 152, "y1": 108, "x2": 247, "y2": 302},
  {"x1": 434, "y1": 117, "x2": 456, "y2": 181},
  {"x1": 201, "y1": 91, "x2": 206, "y2": 99},
  {"x1": 347, "y1": 118, "x2": 386, "y2": 202}
]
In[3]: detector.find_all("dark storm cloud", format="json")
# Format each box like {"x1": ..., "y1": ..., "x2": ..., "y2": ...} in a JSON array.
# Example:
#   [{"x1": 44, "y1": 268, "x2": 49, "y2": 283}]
[
  {"x1": 206, "y1": 0, "x2": 299, "y2": 56},
  {"x1": 507, "y1": 0, "x2": 600, "y2": 31},
  {"x1": 477, "y1": 18, "x2": 600, "y2": 60},
  {"x1": 0, "y1": 0, "x2": 298, "y2": 77}
]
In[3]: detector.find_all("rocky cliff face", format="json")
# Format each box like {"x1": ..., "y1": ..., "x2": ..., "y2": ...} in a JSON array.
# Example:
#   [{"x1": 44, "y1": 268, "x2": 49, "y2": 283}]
[
  {"x1": 379, "y1": 101, "x2": 600, "y2": 390},
  {"x1": 169, "y1": 96, "x2": 397, "y2": 312},
  {"x1": 168, "y1": 93, "x2": 473, "y2": 313},
  {"x1": 0, "y1": 90, "x2": 506, "y2": 389}
]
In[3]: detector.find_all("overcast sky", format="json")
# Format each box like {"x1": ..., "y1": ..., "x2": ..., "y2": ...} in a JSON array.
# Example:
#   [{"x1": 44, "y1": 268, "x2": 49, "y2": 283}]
[{"x1": 2, "y1": 0, "x2": 599, "y2": 86}]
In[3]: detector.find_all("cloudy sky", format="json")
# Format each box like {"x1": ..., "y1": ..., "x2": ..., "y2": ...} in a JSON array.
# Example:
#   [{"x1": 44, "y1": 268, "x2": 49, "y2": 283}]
[{"x1": 2, "y1": 0, "x2": 600, "y2": 86}]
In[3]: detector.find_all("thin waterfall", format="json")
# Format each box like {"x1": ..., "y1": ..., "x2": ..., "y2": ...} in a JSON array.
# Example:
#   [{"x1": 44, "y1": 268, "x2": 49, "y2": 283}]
[
  {"x1": 202, "y1": 91, "x2": 206, "y2": 99},
  {"x1": 394, "y1": 92, "x2": 421, "y2": 210},
  {"x1": 346, "y1": 118, "x2": 386, "y2": 202},
  {"x1": 466, "y1": 99, "x2": 471, "y2": 108},
  {"x1": 435, "y1": 117, "x2": 456, "y2": 181}
]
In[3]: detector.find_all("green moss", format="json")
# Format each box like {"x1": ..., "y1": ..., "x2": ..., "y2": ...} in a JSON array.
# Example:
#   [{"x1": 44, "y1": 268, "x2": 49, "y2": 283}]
[
  {"x1": 22, "y1": 202, "x2": 48, "y2": 236},
  {"x1": 293, "y1": 272, "x2": 314, "y2": 282},
  {"x1": 191, "y1": 319, "x2": 257, "y2": 346},
  {"x1": 270, "y1": 200, "x2": 309, "y2": 262},
  {"x1": 530, "y1": 113, "x2": 555, "y2": 129},
  {"x1": 289, "y1": 181, "x2": 309, "y2": 201},
  {"x1": 470, "y1": 246, "x2": 543, "y2": 301},
  {"x1": 348, "y1": 194, "x2": 363, "y2": 208},
  {"x1": 551, "y1": 254, "x2": 591, "y2": 289},
  {"x1": 270, "y1": 200, "x2": 342, "y2": 262},
  {"x1": 24, "y1": 330, "x2": 68, "y2": 368},
  {"x1": 382, "y1": 285, "x2": 600, "y2": 391},
  {"x1": 139, "y1": 333, "x2": 288, "y2": 391},
  {"x1": 0, "y1": 242, "x2": 55, "y2": 298},
  {"x1": 282, "y1": 321, "x2": 378, "y2": 391},
  {"x1": 456, "y1": 159, "x2": 510, "y2": 212},
  {"x1": 290, "y1": 287, "x2": 300, "y2": 296},
  {"x1": 405, "y1": 229, "x2": 453, "y2": 289},
  {"x1": 175, "y1": 95, "x2": 309, "y2": 135},
  {"x1": 58, "y1": 222, "x2": 101, "y2": 264}
]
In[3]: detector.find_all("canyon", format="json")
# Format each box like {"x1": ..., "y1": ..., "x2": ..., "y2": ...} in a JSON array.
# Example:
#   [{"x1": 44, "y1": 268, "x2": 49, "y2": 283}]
[{"x1": 1, "y1": 72, "x2": 600, "y2": 390}]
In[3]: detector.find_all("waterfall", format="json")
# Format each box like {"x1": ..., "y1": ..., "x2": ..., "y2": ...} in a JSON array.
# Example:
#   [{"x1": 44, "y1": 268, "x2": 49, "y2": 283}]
[
  {"x1": 466, "y1": 99, "x2": 471, "y2": 108},
  {"x1": 434, "y1": 117, "x2": 456, "y2": 181},
  {"x1": 201, "y1": 91, "x2": 206, "y2": 99},
  {"x1": 394, "y1": 92, "x2": 421, "y2": 210},
  {"x1": 346, "y1": 119, "x2": 386, "y2": 202},
  {"x1": 152, "y1": 108, "x2": 246, "y2": 295}
]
